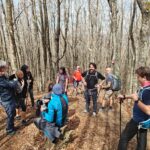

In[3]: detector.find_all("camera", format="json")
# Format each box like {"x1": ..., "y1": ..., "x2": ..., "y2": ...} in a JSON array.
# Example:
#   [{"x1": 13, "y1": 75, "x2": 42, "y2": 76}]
[{"x1": 36, "y1": 97, "x2": 50, "y2": 116}]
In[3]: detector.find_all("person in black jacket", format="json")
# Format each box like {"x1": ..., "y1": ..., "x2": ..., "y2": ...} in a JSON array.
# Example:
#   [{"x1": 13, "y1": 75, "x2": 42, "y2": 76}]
[
  {"x1": 27, "y1": 69, "x2": 35, "y2": 107},
  {"x1": 20, "y1": 64, "x2": 29, "y2": 125}
]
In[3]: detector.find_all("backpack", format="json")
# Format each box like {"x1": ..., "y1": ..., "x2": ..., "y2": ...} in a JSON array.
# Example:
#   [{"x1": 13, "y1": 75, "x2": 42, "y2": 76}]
[
  {"x1": 85, "y1": 71, "x2": 98, "y2": 81},
  {"x1": 138, "y1": 86, "x2": 150, "y2": 129},
  {"x1": 111, "y1": 75, "x2": 121, "y2": 91}
]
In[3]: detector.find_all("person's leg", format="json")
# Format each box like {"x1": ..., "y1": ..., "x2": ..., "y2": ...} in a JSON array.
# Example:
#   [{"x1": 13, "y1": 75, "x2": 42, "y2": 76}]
[
  {"x1": 29, "y1": 88, "x2": 34, "y2": 107},
  {"x1": 118, "y1": 119, "x2": 138, "y2": 150},
  {"x1": 101, "y1": 91, "x2": 107, "y2": 110},
  {"x1": 108, "y1": 90, "x2": 113, "y2": 109},
  {"x1": 84, "y1": 90, "x2": 90, "y2": 112},
  {"x1": 92, "y1": 91, "x2": 98, "y2": 113},
  {"x1": 136, "y1": 129, "x2": 147, "y2": 150},
  {"x1": 3, "y1": 102, "x2": 16, "y2": 133},
  {"x1": 20, "y1": 98, "x2": 27, "y2": 125}
]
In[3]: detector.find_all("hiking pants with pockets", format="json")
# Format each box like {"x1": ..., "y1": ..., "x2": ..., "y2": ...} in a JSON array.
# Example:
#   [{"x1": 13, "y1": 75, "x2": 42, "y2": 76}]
[
  {"x1": 84, "y1": 90, "x2": 97, "y2": 113},
  {"x1": 118, "y1": 119, "x2": 147, "y2": 150}
]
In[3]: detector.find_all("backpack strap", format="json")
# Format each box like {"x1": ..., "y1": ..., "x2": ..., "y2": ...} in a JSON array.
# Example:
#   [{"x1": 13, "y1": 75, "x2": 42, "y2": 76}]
[
  {"x1": 59, "y1": 96, "x2": 68, "y2": 126},
  {"x1": 139, "y1": 86, "x2": 150, "y2": 100},
  {"x1": 85, "y1": 71, "x2": 98, "y2": 80}
]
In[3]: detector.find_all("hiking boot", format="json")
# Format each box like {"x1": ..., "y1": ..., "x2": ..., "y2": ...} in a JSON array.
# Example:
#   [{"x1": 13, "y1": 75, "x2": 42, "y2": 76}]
[
  {"x1": 22, "y1": 120, "x2": 27, "y2": 126},
  {"x1": 92, "y1": 112, "x2": 96, "y2": 116},
  {"x1": 7, "y1": 130, "x2": 16, "y2": 135}
]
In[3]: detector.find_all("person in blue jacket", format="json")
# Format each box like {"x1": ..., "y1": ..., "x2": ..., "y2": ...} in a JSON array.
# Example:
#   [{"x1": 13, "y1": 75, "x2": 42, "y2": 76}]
[
  {"x1": 0, "y1": 60, "x2": 19, "y2": 135},
  {"x1": 34, "y1": 83, "x2": 68, "y2": 143}
]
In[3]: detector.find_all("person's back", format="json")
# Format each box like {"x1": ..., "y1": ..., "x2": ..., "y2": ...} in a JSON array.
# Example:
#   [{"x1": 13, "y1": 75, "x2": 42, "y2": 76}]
[
  {"x1": 0, "y1": 75, "x2": 17, "y2": 104},
  {"x1": 42, "y1": 84, "x2": 68, "y2": 127},
  {"x1": 73, "y1": 66, "x2": 82, "y2": 82},
  {"x1": 48, "y1": 94, "x2": 68, "y2": 127}
]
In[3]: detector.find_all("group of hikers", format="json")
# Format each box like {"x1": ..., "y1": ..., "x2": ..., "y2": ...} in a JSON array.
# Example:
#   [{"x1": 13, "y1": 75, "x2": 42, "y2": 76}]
[{"x1": 0, "y1": 60, "x2": 150, "y2": 149}]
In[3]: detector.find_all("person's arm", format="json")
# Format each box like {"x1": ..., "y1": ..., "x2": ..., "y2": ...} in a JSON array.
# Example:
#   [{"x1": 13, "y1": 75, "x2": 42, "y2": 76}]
[
  {"x1": 5, "y1": 80, "x2": 18, "y2": 89},
  {"x1": 56, "y1": 75, "x2": 59, "y2": 84},
  {"x1": 42, "y1": 102, "x2": 54, "y2": 123},
  {"x1": 65, "y1": 76, "x2": 69, "y2": 92},
  {"x1": 102, "y1": 82, "x2": 111, "y2": 89},
  {"x1": 81, "y1": 71, "x2": 87, "y2": 86},
  {"x1": 131, "y1": 92, "x2": 150, "y2": 115},
  {"x1": 97, "y1": 72, "x2": 105, "y2": 87},
  {"x1": 137, "y1": 101, "x2": 150, "y2": 115}
]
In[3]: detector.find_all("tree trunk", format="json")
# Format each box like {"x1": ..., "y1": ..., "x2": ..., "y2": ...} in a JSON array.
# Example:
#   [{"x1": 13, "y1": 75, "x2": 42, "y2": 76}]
[{"x1": 6, "y1": 0, "x2": 17, "y2": 71}]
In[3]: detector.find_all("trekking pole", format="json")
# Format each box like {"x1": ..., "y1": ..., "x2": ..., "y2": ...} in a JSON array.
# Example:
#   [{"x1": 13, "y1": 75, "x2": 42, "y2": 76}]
[{"x1": 119, "y1": 98, "x2": 123, "y2": 138}]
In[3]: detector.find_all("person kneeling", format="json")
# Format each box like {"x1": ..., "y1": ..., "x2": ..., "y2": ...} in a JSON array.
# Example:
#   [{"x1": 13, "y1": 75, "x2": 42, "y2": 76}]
[{"x1": 34, "y1": 84, "x2": 68, "y2": 143}]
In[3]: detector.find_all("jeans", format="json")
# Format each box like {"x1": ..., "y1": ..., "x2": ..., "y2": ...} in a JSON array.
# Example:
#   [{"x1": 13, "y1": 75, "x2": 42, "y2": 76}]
[
  {"x1": 118, "y1": 119, "x2": 147, "y2": 150},
  {"x1": 2, "y1": 102, "x2": 16, "y2": 133},
  {"x1": 84, "y1": 90, "x2": 98, "y2": 113},
  {"x1": 28, "y1": 88, "x2": 34, "y2": 107}
]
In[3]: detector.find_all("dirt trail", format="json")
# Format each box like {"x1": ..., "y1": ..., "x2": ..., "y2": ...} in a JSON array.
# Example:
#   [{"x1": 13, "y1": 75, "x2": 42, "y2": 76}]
[{"x1": 0, "y1": 90, "x2": 150, "y2": 150}]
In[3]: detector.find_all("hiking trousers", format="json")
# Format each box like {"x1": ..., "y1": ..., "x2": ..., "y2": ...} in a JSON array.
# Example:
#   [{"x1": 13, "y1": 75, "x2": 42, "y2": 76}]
[
  {"x1": 28, "y1": 88, "x2": 34, "y2": 107},
  {"x1": 1, "y1": 102, "x2": 16, "y2": 133},
  {"x1": 118, "y1": 119, "x2": 147, "y2": 150},
  {"x1": 84, "y1": 90, "x2": 98, "y2": 113}
]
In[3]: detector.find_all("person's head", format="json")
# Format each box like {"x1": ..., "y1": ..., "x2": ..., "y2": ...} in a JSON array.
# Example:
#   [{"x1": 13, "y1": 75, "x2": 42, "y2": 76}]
[
  {"x1": 21, "y1": 64, "x2": 29, "y2": 75},
  {"x1": 89, "y1": 63, "x2": 97, "y2": 73},
  {"x1": 16, "y1": 70, "x2": 24, "y2": 79},
  {"x1": 48, "y1": 82, "x2": 54, "y2": 92},
  {"x1": 0, "y1": 60, "x2": 8, "y2": 74},
  {"x1": 52, "y1": 84, "x2": 63, "y2": 95},
  {"x1": 105, "y1": 66, "x2": 112, "y2": 75},
  {"x1": 135, "y1": 66, "x2": 150, "y2": 85},
  {"x1": 59, "y1": 67, "x2": 66, "y2": 75},
  {"x1": 76, "y1": 66, "x2": 81, "y2": 71}
]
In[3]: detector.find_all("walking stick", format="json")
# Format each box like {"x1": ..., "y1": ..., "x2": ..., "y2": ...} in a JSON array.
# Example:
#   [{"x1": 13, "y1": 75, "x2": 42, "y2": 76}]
[{"x1": 119, "y1": 98, "x2": 123, "y2": 138}]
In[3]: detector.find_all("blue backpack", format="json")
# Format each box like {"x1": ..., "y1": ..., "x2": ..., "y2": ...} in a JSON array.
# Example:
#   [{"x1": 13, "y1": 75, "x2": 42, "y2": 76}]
[{"x1": 138, "y1": 86, "x2": 150, "y2": 129}]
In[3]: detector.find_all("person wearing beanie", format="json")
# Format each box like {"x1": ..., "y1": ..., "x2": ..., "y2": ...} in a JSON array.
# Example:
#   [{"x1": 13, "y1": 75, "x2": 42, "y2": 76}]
[{"x1": 34, "y1": 84, "x2": 69, "y2": 143}]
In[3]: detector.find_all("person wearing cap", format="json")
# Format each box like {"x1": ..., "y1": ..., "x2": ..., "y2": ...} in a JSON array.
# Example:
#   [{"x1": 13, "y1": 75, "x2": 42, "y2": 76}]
[
  {"x1": 34, "y1": 84, "x2": 68, "y2": 143},
  {"x1": 0, "y1": 60, "x2": 20, "y2": 135}
]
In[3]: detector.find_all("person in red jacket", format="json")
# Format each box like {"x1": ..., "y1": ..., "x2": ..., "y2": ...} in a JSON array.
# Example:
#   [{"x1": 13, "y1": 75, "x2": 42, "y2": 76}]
[{"x1": 72, "y1": 66, "x2": 82, "y2": 95}]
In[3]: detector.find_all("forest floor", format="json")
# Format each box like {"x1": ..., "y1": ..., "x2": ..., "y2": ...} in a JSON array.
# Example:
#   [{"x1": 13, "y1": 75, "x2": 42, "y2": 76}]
[{"x1": 0, "y1": 86, "x2": 150, "y2": 150}]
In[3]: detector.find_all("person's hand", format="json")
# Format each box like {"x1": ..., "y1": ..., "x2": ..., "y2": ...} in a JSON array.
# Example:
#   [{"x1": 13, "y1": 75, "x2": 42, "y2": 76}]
[
  {"x1": 83, "y1": 81, "x2": 87, "y2": 86},
  {"x1": 40, "y1": 106, "x2": 45, "y2": 112},
  {"x1": 21, "y1": 80, "x2": 25, "y2": 86},
  {"x1": 131, "y1": 93, "x2": 138, "y2": 102},
  {"x1": 118, "y1": 94, "x2": 124, "y2": 99},
  {"x1": 118, "y1": 94, "x2": 125, "y2": 103},
  {"x1": 43, "y1": 99, "x2": 49, "y2": 103},
  {"x1": 27, "y1": 80, "x2": 31, "y2": 83},
  {"x1": 65, "y1": 88, "x2": 67, "y2": 92}
]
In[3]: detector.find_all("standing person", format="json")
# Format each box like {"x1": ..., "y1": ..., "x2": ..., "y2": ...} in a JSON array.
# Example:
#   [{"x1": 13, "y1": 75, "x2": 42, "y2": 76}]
[
  {"x1": 0, "y1": 60, "x2": 19, "y2": 135},
  {"x1": 56, "y1": 67, "x2": 69, "y2": 94},
  {"x1": 9, "y1": 70, "x2": 25, "y2": 120},
  {"x1": 72, "y1": 66, "x2": 82, "y2": 95},
  {"x1": 118, "y1": 66, "x2": 150, "y2": 150},
  {"x1": 20, "y1": 64, "x2": 29, "y2": 125},
  {"x1": 82, "y1": 63, "x2": 105, "y2": 116},
  {"x1": 26, "y1": 68, "x2": 35, "y2": 107},
  {"x1": 100, "y1": 66, "x2": 115, "y2": 111}
]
